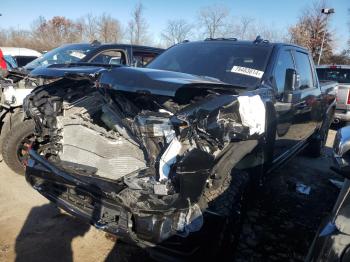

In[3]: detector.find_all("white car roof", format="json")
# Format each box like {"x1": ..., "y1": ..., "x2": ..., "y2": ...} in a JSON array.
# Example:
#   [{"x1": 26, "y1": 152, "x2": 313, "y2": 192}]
[{"x1": 0, "y1": 47, "x2": 41, "y2": 57}]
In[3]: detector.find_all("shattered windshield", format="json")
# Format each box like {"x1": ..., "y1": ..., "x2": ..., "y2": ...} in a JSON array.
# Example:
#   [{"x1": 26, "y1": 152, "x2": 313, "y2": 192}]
[
  {"x1": 4, "y1": 55, "x2": 17, "y2": 69},
  {"x1": 24, "y1": 44, "x2": 96, "y2": 70},
  {"x1": 147, "y1": 41, "x2": 272, "y2": 88}
]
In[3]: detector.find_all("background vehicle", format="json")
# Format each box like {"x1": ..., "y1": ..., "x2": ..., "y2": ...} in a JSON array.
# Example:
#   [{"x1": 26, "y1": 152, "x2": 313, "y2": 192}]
[
  {"x1": 24, "y1": 42, "x2": 163, "y2": 71},
  {"x1": 0, "y1": 47, "x2": 41, "y2": 67},
  {"x1": 317, "y1": 65, "x2": 350, "y2": 124},
  {"x1": 0, "y1": 42, "x2": 164, "y2": 174},
  {"x1": 306, "y1": 126, "x2": 350, "y2": 262},
  {"x1": 24, "y1": 38, "x2": 335, "y2": 260},
  {"x1": 0, "y1": 48, "x2": 18, "y2": 70},
  {"x1": 3, "y1": 55, "x2": 18, "y2": 69}
]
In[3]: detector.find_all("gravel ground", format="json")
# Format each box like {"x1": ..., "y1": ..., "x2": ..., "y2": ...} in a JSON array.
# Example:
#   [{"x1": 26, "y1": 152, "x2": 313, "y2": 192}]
[
  {"x1": 234, "y1": 129, "x2": 342, "y2": 261},
  {"x1": 0, "y1": 129, "x2": 342, "y2": 261}
]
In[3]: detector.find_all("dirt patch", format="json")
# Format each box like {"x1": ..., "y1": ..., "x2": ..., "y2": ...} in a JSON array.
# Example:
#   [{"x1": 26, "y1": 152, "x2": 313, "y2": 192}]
[
  {"x1": 0, "y1": 130, "x2": 342, "y2": 261},
  {"x1": 0, "y1": 163, "x2": 115, "y2": 262}
]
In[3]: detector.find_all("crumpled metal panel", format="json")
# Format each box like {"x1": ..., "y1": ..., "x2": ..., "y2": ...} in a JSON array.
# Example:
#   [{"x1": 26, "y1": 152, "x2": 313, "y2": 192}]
[{"x1": 60, "y1": 124, "x2": 146, "y2": 180}]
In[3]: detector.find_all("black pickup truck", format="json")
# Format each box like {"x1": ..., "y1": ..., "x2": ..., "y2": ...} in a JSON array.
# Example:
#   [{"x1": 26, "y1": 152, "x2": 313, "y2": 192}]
[{"x1": 23, "y1": 38, "x2": 335, "y2": 260}]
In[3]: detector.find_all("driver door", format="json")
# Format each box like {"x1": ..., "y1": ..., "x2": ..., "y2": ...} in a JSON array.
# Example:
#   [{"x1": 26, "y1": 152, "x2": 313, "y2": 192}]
[{"x1": 272, "y1": 48, "x2": 299, "y2": 159}]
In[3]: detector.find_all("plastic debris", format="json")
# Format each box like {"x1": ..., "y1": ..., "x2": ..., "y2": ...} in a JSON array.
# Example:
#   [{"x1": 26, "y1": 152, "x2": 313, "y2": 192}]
[
  {"x1": 153, "y1": 183, "x2": 168, "y2": 196},
  {"x1": 296, "y1": 183, "x2": 311, "y2": 195}
]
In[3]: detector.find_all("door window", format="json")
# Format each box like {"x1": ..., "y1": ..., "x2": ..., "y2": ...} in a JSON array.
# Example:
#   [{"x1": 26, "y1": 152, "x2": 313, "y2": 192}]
[
  {"x1": 273, "y1": 50, "x2": 295, "y2": 94},
  {"x1": 132, "y1": 52, "x2": 158, "y2": 67},
  {"x1": 294, "y1": 51, "x2": 314, "y2": 89},
  {"x1": 89, "y1": 50, "x2": 126, "y2": 65}
]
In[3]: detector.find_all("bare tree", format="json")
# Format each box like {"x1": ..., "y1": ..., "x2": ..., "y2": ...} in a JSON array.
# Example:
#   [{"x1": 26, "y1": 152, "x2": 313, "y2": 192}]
[
  {"x1": 127, "y1": 3, "x2": 149, "y2": 45},
  {"x1": 31, "y1": 16, "x2": 83, "y2": 51},
  {"x1": 0, "y1": 28, "x2": 33, "y2": 47},
  {"x1": 288, "y1": 0, "x2": 334, "y2": 63},
  {"x1": 161, "y1": 19, "x2": 192, "y2": 46},
  {"x1": 0, "y1": 33, "x2": 5, "y2": 47},
  {"x1": 223, "y1": 16, "x2": 284, "y2": 42},
  {"x1": 80, "y1": 13, "x2": 98, "y2": 42},
  {"x1": 237, "y1": 16, "x2": 254, "y2": 39},
  {"x1": 96, "y1": 13, "x2": 122, "y2": 43},
  {"x1": 256, "y1": 22, "x2": 286, "y2": 42},
  {"x1": 198, "y1": 4, "x2": 230, "y2": 38}
]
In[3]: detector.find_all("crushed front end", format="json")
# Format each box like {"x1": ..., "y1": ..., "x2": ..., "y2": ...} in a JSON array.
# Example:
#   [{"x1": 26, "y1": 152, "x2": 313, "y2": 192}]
[{"x1": 23, "y1": 67, "x2": 265, "y2": 249}]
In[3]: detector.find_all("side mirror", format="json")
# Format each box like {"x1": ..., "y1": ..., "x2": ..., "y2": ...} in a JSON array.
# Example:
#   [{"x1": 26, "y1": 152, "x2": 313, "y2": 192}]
[
  {"x1": 283, "y1": 69, "x2": 298, "y2": 103},
  {"x1": 332, "y1": 126, "x2": 350, "y2": 179},
  {"x1": 284, "y1": 68, "x2": 298, "y2": 92}
]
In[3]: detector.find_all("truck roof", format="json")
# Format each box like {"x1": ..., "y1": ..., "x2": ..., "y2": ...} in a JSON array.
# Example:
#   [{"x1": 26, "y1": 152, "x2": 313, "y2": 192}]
[
  {"x1": 175, "y1": 38, "x2": 309, "y2": 52},
  {"x1": 0, "y1": 47, "x2": 41, "y2": 57}
]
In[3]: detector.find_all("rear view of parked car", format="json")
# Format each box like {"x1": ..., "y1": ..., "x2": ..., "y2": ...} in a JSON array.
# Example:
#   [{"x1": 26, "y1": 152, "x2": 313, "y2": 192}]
[
  {"x1": 317, "y1": 65, "x2": 350, "y2": 124},
  {"x1": 0, "y1": 47, "x2": 41, "y2": 67}
]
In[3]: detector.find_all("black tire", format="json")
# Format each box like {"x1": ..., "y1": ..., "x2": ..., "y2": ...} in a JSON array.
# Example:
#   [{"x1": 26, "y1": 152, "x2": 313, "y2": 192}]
[
  {"x1": 307, "y1": 127, "x2": 329, "y2": 157},
  {"x1": 203, "y1": 170, "x2": 250, "y2": 260},
  {"x1": 2, "y1": 119, "x2": 35, "y2": 175},
  {"x1": 306, "y1": 109, "x2": 333, "y2": 158},
  {"x1": 0, "y1": 108, "x2": 23, "y2": 153}
]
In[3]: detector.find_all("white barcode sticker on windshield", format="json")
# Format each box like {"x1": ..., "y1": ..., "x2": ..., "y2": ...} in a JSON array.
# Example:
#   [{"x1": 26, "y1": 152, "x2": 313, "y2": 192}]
[{"x1": 231, "y1": 66, "x2": 264, "y2": 79}]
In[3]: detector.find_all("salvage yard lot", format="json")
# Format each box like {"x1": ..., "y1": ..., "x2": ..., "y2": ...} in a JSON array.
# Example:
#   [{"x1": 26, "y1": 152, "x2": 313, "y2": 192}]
[{"x1": 0, "y1": 129, "x2": 342, "y2": 262}]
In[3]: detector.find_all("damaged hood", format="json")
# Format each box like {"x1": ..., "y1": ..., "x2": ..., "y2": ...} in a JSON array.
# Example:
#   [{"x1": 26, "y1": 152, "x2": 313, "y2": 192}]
[
  {"x1": 98, "y1": 67, "x2": 236, "y2": 97},
  {"x1": 30, "y1": 65, "x2": 237, "y2": 97}
]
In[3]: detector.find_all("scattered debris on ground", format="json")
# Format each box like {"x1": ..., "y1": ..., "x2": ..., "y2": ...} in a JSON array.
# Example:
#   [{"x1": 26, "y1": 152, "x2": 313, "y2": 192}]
[{"x1": 234, "y1": 132, "x2": 341, "y2": 261}]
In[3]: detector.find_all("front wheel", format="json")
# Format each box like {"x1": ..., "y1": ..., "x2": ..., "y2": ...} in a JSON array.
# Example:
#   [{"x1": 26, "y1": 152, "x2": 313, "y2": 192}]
[
  {"x1": 203, "y1": 170, "x2": 250, "y2": 259},
  {"x1": 0, "y1": 108, "x2": 24, "y2": 154},
  {"x1": 1, "y1": 119, "x2": 36, "y2": 175}
]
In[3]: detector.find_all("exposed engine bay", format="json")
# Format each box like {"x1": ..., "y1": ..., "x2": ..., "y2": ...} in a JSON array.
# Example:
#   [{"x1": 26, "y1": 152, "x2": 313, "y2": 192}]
[{"x1": 24, "y1": 71, "x2": 265, "y2": 244}]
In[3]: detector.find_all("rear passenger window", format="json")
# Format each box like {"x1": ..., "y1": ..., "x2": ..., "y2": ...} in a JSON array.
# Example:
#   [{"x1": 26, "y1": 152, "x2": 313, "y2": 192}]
[
  {"x1": 274, "y1": 50, "x2": 294, "y2": 94},
  {"x1": 294, "y1": 51, "x2": 314, "y2": 89}
]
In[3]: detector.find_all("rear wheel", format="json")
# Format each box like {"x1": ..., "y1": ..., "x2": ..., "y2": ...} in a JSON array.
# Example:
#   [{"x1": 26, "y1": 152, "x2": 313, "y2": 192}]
[
  {"x1": 2, "y1": 119, "x2": 36, "y2": 175},
  {"x1": 203, "y1": 170, "x2": 250, "y2": 260},
  {"x1": 307, "y1": 127, "x2": 329, "y2": 157},
  {"x1": 306, "y1": 109, "x2": 333, "y2": 158}
]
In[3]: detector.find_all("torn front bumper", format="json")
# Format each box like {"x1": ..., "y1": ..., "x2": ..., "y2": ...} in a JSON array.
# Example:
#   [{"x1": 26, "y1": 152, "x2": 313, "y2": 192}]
[{"x1": 25, "y1": 150, "x2": 202, "y2": 248}]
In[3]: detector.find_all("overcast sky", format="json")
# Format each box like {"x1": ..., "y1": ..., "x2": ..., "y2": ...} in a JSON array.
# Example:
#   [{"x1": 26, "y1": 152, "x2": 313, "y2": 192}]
[{"x1": 1, "y1": 0, "x2": 349, "y2": 52}]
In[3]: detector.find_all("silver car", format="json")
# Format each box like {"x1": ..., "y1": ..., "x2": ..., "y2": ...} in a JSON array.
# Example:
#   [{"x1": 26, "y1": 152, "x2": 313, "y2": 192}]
[{"x1": 317, "y1": 65, "x2": 350, "y2": 124}]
